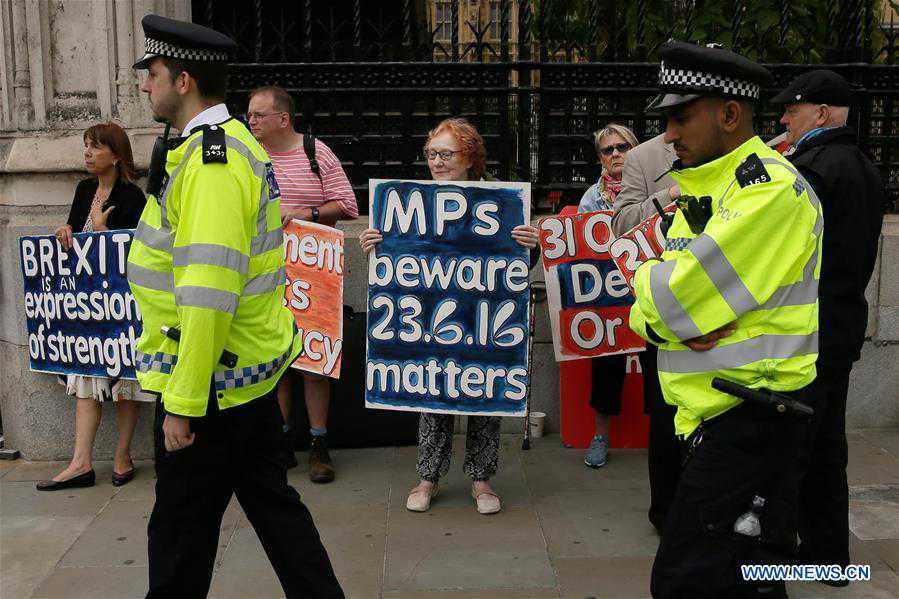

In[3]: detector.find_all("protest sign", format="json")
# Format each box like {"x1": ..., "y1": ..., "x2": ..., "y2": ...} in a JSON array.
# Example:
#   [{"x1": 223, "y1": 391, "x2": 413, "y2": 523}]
[
  {"x1": 19, "y1": 231, "x2": 141, "y2": 379},
  {"x1": 283, "y1": 220, "x2": 344, "y2": 378},
  {"x1": 540, "y1": 210, "x2": 645, "y2": 361},
  {"x1": 365, "y1": 179, "x2": 531, "y2": 417},
  {"x1": 609, "y1": 202, "x2": 677, "y2": 292}
]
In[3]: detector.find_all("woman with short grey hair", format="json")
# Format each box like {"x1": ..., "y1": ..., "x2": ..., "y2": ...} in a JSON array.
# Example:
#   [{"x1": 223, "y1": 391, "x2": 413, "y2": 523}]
[
  {"x1": 577, "y1": 123, "x2": 639, "y2": 469},
  {"x1": 579, "y1": 123, "x2": 639, "y2": 213}
]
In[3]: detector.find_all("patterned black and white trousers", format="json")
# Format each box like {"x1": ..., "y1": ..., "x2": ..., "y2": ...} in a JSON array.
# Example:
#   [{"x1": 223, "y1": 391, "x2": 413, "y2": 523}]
[{"x1": 416, "y1": 413, "x2": 501, "y2": 482}]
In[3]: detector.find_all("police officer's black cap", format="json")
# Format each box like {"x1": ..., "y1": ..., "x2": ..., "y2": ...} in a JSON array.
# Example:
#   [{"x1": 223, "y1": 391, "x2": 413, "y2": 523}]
[
  {"x1": 646, "y1": 41, "x2": 774, "y2": 111},
  {"x1": 769, "y1": 69, "x2": 853, "y2": 106},
  {"x1": 133, "y1": 14, "x2": 237, "y2": 69}
]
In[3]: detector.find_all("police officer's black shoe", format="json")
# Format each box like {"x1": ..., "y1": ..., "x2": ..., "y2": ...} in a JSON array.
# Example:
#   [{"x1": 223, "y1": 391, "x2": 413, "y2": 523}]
[{"x1": 309, "y1": 435, "x2": 335, "y2": 483}]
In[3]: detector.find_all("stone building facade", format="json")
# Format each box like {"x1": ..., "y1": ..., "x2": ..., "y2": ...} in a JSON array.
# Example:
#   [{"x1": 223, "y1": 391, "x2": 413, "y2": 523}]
[
  {"x1": 0, "y1": 0, "x2": 187, "y2": 460},
  {"x1": 1, "y1": 1, "x2": 897, "y2": 460}
]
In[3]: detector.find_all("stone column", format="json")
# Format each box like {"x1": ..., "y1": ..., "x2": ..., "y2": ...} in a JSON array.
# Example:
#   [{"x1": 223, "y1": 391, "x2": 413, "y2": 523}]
[
  {"x1": 93, "y1": 0, "x2": 115, "y2": 120},
  {"x1": 10, "y1": 0, "x2": 32, "y2": 126},
  {"x1": 113, "y1": 0, "x2": 142, "y2": 123},
  {"x1": 0, "y1": 2, "x2": 15, "y2": 129},
  {"x1": 23, "y1": 0, "x2": 51, "y2": 128}
]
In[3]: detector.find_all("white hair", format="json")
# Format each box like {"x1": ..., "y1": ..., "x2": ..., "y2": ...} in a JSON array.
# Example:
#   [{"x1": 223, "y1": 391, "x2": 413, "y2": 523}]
[
  {"x1": 593, "y1": 123, "x2": 639, "y2": 157},
  {"x1": 827, "y1": 106, "x2": 849, "y2": 126}
]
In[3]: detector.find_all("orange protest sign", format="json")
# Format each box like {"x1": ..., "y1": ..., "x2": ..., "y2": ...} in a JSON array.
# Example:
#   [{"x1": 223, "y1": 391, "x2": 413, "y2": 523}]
[{"x1": 283, "y1": 220, "x2": 345, "y2": 378}]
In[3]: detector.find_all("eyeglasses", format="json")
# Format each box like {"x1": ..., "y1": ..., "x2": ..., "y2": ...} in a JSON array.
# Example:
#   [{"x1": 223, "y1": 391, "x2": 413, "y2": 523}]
[
  {"x1": 423, "y1": 149, "x2": 461, "y2": 161},
  {"x1": 245, "y1": 111, "x2": 285, "y2": 122},
  {"x1": 599, "y1": 142, "x2": 631, "y2": 156}
]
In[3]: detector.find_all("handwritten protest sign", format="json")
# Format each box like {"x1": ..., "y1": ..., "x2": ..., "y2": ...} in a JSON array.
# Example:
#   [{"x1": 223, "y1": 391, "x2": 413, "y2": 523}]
[
  {"x1": 540, "y1": 210, "x2": 645, "y2": 361},
  {"x1": 609, "y1": 202, "x2": 677, "y2": 292},
  {"x1": 19, "y1": 231, "x2": 141, "y2": 379},
  {"x1": 365, "y1": 179, "x2": 531, "y2": 417},
  {"x1": 283, "y1": 220, "x2": 344, "y2": 378}
]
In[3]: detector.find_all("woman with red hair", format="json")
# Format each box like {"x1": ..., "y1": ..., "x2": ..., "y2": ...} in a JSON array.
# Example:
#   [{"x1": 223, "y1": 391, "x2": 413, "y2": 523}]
[
  {"x1": 38, "y1": 122, "x2": 150, "y2": 491},
  {"x1": 360, "y1": 118, "x2": 538, "y2": 515}
]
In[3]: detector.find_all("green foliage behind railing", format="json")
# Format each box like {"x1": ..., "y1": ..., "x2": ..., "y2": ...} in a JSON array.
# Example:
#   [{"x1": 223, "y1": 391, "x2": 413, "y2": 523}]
[{"x1": 529, "y1": 0, "x2": 895, "y2": 64}]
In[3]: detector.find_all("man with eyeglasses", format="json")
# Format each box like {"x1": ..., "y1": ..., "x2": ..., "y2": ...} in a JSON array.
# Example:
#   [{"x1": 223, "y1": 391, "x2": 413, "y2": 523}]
[{"x1": 247, "y1": 85, "x2": 358, "y2": 483}]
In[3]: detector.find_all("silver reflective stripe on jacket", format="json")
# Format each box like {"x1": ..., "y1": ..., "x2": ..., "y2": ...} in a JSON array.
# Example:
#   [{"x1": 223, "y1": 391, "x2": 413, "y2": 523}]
[
  {"x1": 128, "y1": 263, "x2": 174, "y2": 292},
  {"x1": 650, "y1": 260, "x2": 702, "y2": 339},
  {"x1": 172, "y1": 243, "x2": 249, "y2": 274},
  {"x1": 688, "y1": 233, "x2": 759, "y2": 317},
  {"x1": 658, "y1": 333, "x2": 818, "y2": 374},
  {"x1": 175, "y1": 285, "x2": 239, "y2": 314},
  {"x1": 251, "y1": 229, "x2": 283, "y2": 255},
  {"x1": 760, "y1": 274, "x2": 818, "y2": 310},
  {"x1": 243, "y1": 267, "x2": 286, "y2": 296},
  {"x1": 756, "y1": 158, "x2": 823, "y2": 311},
  {"x1": 134, "y1": 221, "x2": 173, "y2": 253}
]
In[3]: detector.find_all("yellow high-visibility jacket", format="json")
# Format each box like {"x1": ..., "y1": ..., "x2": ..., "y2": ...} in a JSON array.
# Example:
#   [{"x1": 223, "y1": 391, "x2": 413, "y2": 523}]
[
  {"x1": 127, "y1": 117, "x2": 300, "y2": 417},
  {"x1": 629, "y1": 136, "x2": 823, "y2": 437}
]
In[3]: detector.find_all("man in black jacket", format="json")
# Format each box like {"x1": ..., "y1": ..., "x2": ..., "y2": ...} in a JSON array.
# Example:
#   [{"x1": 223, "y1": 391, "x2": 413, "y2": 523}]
[{"x1": 771, "y1": 70, "x2": 885, "y2": 578}]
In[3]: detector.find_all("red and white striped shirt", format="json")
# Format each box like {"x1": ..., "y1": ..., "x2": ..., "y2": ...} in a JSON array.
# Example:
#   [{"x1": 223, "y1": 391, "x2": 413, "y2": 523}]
[{"x1": 266, "y1": 138, "x2": 358, "y2": 219}]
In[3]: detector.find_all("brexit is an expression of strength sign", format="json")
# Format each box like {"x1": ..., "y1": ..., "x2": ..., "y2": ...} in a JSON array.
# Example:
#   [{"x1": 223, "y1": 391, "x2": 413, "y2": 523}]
[
  {"x1": 365, "y1": 179, "x2": 531, "y2": 417},
  {"x1": 19, "y1": 231, "x2": 142, "y2": 379}
]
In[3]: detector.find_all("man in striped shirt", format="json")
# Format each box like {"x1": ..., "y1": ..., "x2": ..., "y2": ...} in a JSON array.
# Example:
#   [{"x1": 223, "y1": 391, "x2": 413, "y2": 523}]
[{"x1": 248, "y1": 85, "x2": 358, "y2": 483}]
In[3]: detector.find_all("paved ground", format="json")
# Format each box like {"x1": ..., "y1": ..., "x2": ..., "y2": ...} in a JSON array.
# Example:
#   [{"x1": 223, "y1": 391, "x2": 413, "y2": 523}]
[{"x1": 1, "y1": 429, "x2": 897, "y2": 599}]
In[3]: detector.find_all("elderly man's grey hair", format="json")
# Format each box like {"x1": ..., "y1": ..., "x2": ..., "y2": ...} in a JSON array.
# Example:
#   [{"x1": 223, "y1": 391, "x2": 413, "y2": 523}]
[{"x1": 828, "y1": 106, "x2": 850, "y2": 126}]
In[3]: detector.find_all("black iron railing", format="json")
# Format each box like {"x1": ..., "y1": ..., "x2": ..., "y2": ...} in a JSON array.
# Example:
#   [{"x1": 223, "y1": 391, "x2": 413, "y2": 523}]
[{"x1": 195, "y1": 0, "x2": 899, "y2": 214}]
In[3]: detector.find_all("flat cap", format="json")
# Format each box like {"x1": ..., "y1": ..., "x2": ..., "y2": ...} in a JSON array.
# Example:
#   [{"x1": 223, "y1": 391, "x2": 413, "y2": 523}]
[
  {"x1": 647, "y1": 41, "x2": 773, "y2": 111},
  {"x1": 133, "y1": 14, "x2": 237, "y2": 69},
  {"x1": 769, "y1": 69, "x2": 853, "y2": 106}
]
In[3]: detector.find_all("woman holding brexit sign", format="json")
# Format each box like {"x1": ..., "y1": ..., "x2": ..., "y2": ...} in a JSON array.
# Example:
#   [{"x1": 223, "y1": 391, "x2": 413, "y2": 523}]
[
  {"x1": 360, "y1": 118, "x2": 538, "y2": 515},
  {"x1": 38, "y1": 123, "x2": 151, "y2": 491}
]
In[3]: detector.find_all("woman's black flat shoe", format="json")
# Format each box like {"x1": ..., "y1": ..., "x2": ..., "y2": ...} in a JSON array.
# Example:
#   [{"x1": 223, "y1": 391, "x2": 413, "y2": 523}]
[
  {"x1": 36, "y1": 469, "x2": 96, "y2": 491},
  {"x1": 112, "y1": 468, "x2": 135, "y2": 487}
]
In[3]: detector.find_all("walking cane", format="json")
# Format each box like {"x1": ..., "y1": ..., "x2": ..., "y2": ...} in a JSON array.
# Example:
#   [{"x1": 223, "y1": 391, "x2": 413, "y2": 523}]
[{"x1": 522, "y1": 281, "x2": 546, "y2": 450}]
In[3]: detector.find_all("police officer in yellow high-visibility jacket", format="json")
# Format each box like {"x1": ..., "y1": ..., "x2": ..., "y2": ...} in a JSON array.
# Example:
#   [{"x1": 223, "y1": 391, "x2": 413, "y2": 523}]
[
  {"x1": 628, "y1": 43, "x2": 824, "y2": 599},
  {"x1": 128, "y1": 15, "x2": 343, "y2": 599}
]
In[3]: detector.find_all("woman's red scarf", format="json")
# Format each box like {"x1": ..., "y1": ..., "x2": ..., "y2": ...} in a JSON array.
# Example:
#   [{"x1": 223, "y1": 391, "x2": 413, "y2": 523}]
[{"x1": 602, "y1": 173, "x2": 623, "y2": 202}]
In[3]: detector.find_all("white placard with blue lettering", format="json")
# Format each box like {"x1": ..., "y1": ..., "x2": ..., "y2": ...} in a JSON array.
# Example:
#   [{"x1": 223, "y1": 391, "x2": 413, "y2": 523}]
[
  {"x1": 365, "y1": 179, "x2": 531, "y2": 417},
  {"x1": 19, "y1": 231, "x2": 142, "y2": 379}
]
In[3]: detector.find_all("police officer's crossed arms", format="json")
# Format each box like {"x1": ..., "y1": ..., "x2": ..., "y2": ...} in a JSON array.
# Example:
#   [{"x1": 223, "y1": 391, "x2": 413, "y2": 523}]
[{"x1": 628, "y1": 42, "x2": 824, "y2": 599}]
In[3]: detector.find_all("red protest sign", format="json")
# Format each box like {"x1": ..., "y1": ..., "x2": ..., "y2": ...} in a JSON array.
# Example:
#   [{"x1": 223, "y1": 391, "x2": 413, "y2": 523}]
[
  {"x1": 539, "y1": 209, "x2": 644, "y2": 361},
  {"x1": 557, "y1": 305, "x2": 646, "y2": 358},
  {"x1": 609, "y1": 202, "x2": 677, "y2": 293},
  {"x1": 283, "y1": 220, "x2": 345, "y2": 378}
]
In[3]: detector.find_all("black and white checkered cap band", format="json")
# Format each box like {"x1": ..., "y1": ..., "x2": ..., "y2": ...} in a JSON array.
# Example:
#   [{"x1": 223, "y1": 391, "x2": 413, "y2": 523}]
[
  {"x1": 658, "y1": 61, "x2": 760, "y2": 100},
  {"x1": 143, "y1": 37, "x2": 229, "y2": 62}
]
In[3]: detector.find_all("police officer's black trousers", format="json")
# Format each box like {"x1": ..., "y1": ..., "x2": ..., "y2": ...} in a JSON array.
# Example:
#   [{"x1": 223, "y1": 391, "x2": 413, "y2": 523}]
[
  {"x1": 642, "y1": 346, "x2": 682, "y2": 531},
  {"x1": 650, "y1": 380, "x2": 821, "y2": 599},
  {"x1": 146, "y1": 388, "x2": 344, "y2": 599},
  {"x1": 798, "y1": 363, "x2": 852, "y2": 568}
]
